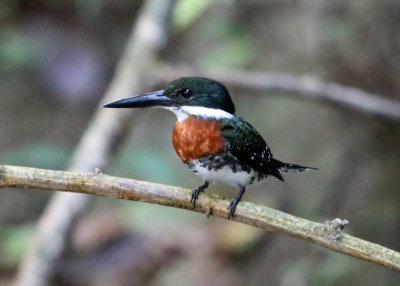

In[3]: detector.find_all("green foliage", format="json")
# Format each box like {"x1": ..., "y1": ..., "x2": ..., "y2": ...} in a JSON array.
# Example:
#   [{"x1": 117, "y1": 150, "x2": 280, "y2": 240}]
[
  {"x1": 318, "y1": 14, "x2": 354, "y2": 41},
  {"x1": 172, "y1": 0, "x2": 234, "y2": 31},
  {"x1": 172, "y1": 0, "x2": 255, "y2": 67},
  {"x1": 0, "y1": 0, "x2": 18, "y2": 19},
  {"x1": 280, "y1": 254, "x2": 356, "y2": 286},
  {"x1": 309, "y1": 253, "x2": 357, "y2": 285},
  {"x1": 74, "y1": 0, "x2": 105, "y2": 20},
  {"x1": 172, "y1": 0, "x2": 215, "y2": 30},
  {"x1": 119, "y1": 201, "x2": 202, "y2": 231},
  {"x1": 0, "y1": 30, "x2": 42, "y2": 73},
  {"x1": 109, "y1": 145, "x2": 180, "y2": 185},
  {"x1": 198, "y1": 20, "x2": 257, "y2": 68},
  {"x1": 0, "y1": 143, "x2": 70, "y2": 169},
  {"x1": 1, "y1": 224, "x2": 33, "y2": 267}
]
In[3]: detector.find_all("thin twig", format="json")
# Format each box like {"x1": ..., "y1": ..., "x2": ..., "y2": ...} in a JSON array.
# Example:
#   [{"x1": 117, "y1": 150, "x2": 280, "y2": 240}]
[
  {"x1": 13, "y1": 1, "x2": 174, "y2": 286},
  {"x1": 158, "y1": 64, "x2": 400, "y2": 121},
  {"x1": 1, "y1": 165, "x2": 399, "y2": 272}
]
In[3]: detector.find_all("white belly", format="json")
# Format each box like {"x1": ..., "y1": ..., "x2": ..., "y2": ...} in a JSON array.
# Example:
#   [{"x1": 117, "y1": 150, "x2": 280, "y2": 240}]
[{"x1": 190, "y1": 160, "x2": 259, "y2": 187}]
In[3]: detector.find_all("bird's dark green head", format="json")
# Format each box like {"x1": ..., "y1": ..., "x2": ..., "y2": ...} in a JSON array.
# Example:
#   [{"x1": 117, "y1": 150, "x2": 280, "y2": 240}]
[{"x1": 103, "y1": 77, "x2": 236, "y2": 115}]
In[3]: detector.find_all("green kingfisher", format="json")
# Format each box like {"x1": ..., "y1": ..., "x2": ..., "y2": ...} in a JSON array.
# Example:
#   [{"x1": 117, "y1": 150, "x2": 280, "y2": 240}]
[{"x1": 103, "y1": 77, "x2": 316, "y2": 217}]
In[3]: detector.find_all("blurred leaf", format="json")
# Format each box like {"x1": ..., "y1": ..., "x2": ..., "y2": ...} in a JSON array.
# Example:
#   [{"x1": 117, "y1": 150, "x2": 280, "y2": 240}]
[
  {"x1": 74, "y1": 0, "x2": 105, "y2": 21},
  {"x1": 119, "y1": 201, "x2": 202, "y2": 231},
  {"x1": 281, "y1": 255, "x2": 355, "y2": 286},
  {"x1": 0, "y1": 30, "x2": 42, "y2": 72},
  {"x1": 1, "y1": 224, "x2": 34, "y2": 267},
  {"x1": 216, "y1": 222, "x2": 262, "y2": 254},
  {"x1": 0, "y1": 142, "x2": 71, "y2": 168},
  {"x1": 172, "y1": 0, "x2": 214, "y2": 31},
  {"x1": 280, "y1": 259, "x2": 313, "y2": 286},
  {"x1": 199, "y1": 36, "x2": 256, "y2": 68},
  {"x1": 0, "y1": 0, "x2": 18, "y2": 20},
  {"x1": 318, "y1": 14, "x2": 354, "y2": 41},
  {"x1": 197, "y1": 20, "x2": 257, "y2": 68},
  {"x1": 110, "y1": 145, "x2": 181, "y2": 185},
  {"x1": 309, "y1": 253, "x2": 357, "y2": 285}
]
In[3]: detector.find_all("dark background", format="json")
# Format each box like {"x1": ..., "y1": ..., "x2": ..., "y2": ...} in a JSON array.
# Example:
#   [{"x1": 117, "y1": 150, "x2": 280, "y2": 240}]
[{"x1": 1, "y1": 0, "x2": 399, "y2": 285}]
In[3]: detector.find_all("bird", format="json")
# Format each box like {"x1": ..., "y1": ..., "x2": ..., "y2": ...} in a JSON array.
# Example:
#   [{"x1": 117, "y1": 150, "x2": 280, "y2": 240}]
[{"x1": 103, "y1": 77, "x2": 316, "y2": 218}]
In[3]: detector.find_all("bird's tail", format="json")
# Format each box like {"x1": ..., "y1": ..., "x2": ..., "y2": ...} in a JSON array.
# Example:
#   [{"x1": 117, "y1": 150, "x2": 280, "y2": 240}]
[{"x1": 272, "y1": 159, "x2": 318, "y2": 173}]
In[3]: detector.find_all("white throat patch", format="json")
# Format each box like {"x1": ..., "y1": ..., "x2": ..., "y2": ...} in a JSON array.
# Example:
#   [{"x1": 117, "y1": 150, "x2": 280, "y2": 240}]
[{"x1": 164, "y1": 106, "x2": 234, "y2": 121}]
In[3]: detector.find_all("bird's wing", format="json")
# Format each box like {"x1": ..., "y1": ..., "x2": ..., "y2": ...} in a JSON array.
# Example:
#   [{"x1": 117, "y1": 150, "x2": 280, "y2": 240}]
[{"x1": 220, "y1": 117, "x2": 283, "y2": 181}]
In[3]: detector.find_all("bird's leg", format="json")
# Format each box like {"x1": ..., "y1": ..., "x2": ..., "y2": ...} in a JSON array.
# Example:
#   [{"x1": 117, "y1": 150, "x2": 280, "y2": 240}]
[
  {"x1": 191, "y1": 180, "x2": 209, "y2": 207},
  {"x1": 228, "y1": 186, "x2": 246, "y2": 218}
]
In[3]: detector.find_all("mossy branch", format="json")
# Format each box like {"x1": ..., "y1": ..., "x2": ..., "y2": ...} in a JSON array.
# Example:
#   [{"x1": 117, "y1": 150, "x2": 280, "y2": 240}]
[{"x1": 1, "y1": 165, "x2": 399, "y2": 272}]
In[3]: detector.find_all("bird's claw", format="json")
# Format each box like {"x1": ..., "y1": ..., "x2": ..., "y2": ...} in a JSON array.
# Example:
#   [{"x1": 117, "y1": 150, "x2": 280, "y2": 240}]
[
  {"x1": 190, "y1": 188, "x2": 202, "y2": 207},
  {"x1": 227, "y1": 199, "x2": 238, "y2": 219},
  {"x1": 190, "y1": 181, "x2": 209, "y2": 208},
  {"x1": 227, "y1": 187, "x2": 246, "y2": 219}
]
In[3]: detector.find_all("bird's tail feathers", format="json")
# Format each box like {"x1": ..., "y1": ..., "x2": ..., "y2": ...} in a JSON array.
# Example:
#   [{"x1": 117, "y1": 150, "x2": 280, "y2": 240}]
[{"x1": 272, "y1": 159, "x2": 318, "y2": 173}]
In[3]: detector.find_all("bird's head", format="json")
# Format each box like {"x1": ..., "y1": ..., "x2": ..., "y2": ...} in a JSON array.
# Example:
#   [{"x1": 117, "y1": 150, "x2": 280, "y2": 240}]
[{"x1": 103, "y1": 77, "x2": 236, "y2": 119}]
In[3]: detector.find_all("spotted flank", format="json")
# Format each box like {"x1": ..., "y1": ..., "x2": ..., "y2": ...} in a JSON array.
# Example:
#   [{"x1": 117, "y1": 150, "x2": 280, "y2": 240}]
[{"x1": 187, "y1": 153, "x2": 266, "y2": 187}]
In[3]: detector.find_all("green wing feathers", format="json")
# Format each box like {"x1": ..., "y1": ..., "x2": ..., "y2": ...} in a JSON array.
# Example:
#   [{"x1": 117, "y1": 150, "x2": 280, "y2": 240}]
[
  {"x1": 220, "y1": 117, "x2": 284, "y2": 181},
  {"x1": 220, "y1": 117, "x2": 316, "y2": 181}
]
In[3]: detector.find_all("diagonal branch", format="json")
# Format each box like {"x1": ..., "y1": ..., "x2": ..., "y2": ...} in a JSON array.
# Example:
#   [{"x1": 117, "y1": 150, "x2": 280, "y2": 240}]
[
  {"x1": 1, "y1": 165, "x2": 399, "y2": 272},
  {"x1": 158, "y1": 65, "x2": 400, "y2": 121},
  {"x1": 13, "y1": 1, "x2": 174, "y2": 286}
]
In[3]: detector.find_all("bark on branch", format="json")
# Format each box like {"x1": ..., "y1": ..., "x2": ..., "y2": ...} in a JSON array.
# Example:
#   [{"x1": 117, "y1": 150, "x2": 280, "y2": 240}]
[{"x1": 1, "y1": 165, "x2": 399, "y2": 273}]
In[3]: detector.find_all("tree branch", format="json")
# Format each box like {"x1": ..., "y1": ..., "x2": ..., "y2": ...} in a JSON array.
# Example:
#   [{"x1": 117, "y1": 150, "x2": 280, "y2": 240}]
[
  {"x1": 158, "y1": 64, "x2": 400, "y2": 121},
  {"x1": 1, "y1": 165, "x2": 399, "y2": 272}
]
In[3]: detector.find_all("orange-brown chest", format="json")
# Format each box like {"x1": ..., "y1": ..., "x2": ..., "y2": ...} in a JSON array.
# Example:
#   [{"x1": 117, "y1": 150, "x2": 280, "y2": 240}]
[{"x1": 172, "y1": 116, "x2": 224, "y2": 162}]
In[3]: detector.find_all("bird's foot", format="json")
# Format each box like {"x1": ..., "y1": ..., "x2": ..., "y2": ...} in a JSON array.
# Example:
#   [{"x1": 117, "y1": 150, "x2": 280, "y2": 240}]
[
  {"x1": 227, "y1": 186, "x2": 246, "y2": 219},
  {"x1": 190, "y1": 188, "x2": 203, "y2": 207},
  {"x1": 190, "y1": 181, "x2": 209, "y2": 207},
  {"x1": 227, "y1": 199, "x2": 239, "y2": 219}
]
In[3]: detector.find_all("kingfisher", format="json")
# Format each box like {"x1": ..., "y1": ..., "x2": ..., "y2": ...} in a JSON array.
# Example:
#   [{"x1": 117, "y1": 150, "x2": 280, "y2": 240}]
[{"x1": 103, "y1": 77, "x2": 316, "y2": 218}]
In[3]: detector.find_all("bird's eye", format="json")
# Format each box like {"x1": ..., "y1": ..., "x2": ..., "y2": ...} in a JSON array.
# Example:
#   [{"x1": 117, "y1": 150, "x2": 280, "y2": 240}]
[{"x1": 180, "y1": 88, "x2": 193, "y2": 99}]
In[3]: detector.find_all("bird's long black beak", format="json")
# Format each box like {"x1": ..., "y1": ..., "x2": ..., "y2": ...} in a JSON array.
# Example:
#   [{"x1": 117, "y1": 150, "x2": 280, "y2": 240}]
[{"x1": 103, "y1": 90, "x2": 172, "y2": 108}]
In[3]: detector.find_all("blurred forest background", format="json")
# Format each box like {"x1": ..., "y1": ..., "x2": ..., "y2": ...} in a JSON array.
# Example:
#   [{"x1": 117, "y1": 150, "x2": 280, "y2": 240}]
[{"x1": 1, "y1": 0, "x2": 399, "y2": 285}]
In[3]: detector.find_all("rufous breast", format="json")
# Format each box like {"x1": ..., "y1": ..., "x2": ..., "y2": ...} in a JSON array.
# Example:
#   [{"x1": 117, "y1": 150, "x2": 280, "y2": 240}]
[{"x1": 172, "y1": 116, "x2": 224, "y2": 162}]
